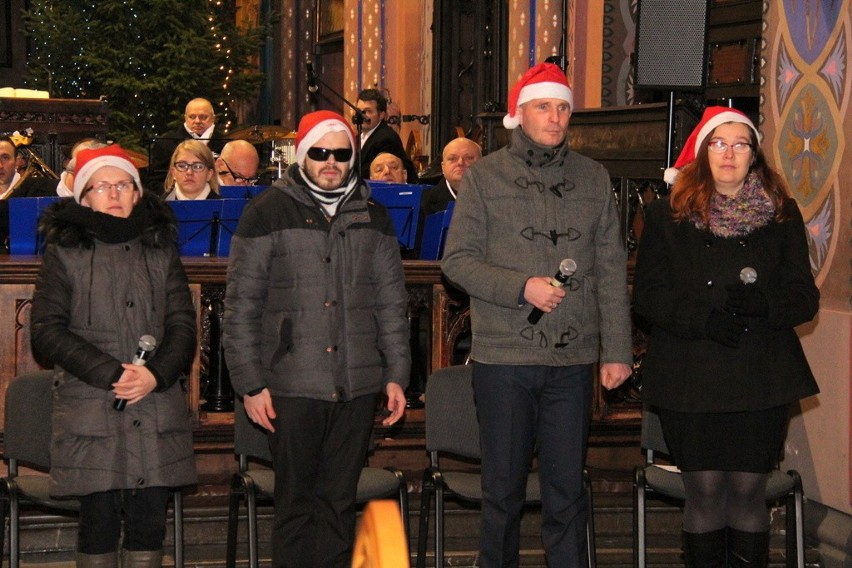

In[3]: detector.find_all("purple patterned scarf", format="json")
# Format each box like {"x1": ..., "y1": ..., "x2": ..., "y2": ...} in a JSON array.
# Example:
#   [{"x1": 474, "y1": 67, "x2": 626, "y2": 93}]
[{"x1": 691, "y1": 172, "x2": 776, "y2": 238}]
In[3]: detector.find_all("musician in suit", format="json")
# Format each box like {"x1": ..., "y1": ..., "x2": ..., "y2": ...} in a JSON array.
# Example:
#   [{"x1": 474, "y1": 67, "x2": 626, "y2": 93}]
[
  {"x1": 355, "y1": 89, "x2": 418, "y2": 183},
  {"x1": 414, "y1": 137, "x2": 482, "y2": 254},
  {"x1": 12, "y1": 138, "x2": 106, "y2": 199},
  {"x1": 145, "y1": 98, "x2": 226, "y2": 194}
]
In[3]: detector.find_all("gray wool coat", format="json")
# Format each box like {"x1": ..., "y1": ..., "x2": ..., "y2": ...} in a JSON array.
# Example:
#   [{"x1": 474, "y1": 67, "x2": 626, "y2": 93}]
[{"x1": 441, "y1": 127, "x2": 633, "y2": 368}]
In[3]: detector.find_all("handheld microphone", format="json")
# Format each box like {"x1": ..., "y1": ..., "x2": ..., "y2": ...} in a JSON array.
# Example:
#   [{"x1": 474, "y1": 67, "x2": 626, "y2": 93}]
[
  {"x1": 527, "y1": 258, "x2": 578, "y2": 324},
  {"x1": 739, "y1": 266, "x2": 757, "y2": 285},
  {"x1": 114, "y1": 335, "x2": 157, "y2": 411},
  {"x1": 306, "y1": 61, "x2": 319, "y2": 94}
]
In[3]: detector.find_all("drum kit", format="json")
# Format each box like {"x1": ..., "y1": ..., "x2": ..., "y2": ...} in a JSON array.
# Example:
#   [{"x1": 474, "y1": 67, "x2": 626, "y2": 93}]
[{"x1": 227, "y1": 125, "x2": 296, "y2": 180}]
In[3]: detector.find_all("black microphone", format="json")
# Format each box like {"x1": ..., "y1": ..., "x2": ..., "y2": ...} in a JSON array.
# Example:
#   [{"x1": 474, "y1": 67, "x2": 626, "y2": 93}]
[
  {"x1": 306, "y1": 61, "x2": 319, "y2": 94},
  {"x1": 114, "y1": 335, "x2": 157, "y2": 411},
  {"x1": 739, "y1": 266, "x2": 757, "y2": 285},
  {"x1": 527, "y1": 258, "x2": 578, "y2": 324}
]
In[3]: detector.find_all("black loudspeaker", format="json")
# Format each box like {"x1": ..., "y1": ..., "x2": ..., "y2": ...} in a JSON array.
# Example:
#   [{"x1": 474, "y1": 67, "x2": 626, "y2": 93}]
[{"x1": 634, "y1": 0, "x2": 709, "y2": 89}]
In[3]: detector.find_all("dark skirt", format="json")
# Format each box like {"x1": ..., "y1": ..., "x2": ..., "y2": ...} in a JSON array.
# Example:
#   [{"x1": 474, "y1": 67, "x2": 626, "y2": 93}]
[{"x1": 656, "y1": 405, "x2": 790, "y2": 473}]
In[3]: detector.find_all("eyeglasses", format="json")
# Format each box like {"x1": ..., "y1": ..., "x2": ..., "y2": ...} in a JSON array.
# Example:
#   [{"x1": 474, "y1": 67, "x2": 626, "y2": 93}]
[
  {"x1": 85, "y1": 181, "x2": 136, "y2": 195},
  {"x1": 173, "y1": 161, "x2": 210, "y2": 172},
  {"x1": 306, "y1": 147, "x2": 353, "y2": 162},
  {"x1": 218, "y1": 158, "x2": 259, "y2": 185},
  {"x1": 707, "y1": 140, "x2": 753, "y2": 154}
]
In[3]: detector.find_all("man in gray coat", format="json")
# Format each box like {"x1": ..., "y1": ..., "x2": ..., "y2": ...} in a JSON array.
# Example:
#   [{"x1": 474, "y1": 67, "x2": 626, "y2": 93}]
[
  {"x1": 441, "y1": 63, "x2": 633, "y2": 567},
  {"x1": 223, "y1": 110, "x2": 410, "y2": 568}
]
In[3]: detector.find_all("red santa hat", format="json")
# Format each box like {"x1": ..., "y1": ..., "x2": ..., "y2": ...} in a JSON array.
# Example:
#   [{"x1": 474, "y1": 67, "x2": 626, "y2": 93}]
[
  {"x1": 503, "y1": 62, "x2": 573, "y2": 130},
  {"x1": 295, "y1": 110, "x2": 356, "y2": 168},
  {"x1": 663, "y1": 106, "x2": 760, "y2": 184},
  {"x1": 72, "y1": 144, "x2": 143, "y2": 203}
]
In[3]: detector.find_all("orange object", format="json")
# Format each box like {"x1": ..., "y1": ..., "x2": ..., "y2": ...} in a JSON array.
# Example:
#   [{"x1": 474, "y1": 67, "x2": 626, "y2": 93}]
[{"x1": 351, "y1": 500, "x2": 410, "y2": 568}]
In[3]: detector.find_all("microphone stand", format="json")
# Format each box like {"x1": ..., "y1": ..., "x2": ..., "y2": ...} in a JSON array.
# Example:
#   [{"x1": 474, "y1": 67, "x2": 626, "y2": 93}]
[
  {"x1": 544, "y1": 0, "x2": 569, "y2": 72},
  {"x1": 308, "y1": 64, "x2": 366, "y2": 177}
]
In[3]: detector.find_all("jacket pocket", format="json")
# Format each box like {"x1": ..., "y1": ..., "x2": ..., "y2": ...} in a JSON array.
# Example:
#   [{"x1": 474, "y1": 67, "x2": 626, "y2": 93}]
[
  {"x1": 154, "y1": 385, "x2": 192, "y2": 434},
  {"x1": 52, "y1": 378, "x2": 112, "y2": 440},
  {"x1": 270, "y1": 317, "x2": 294, "y2": 368}
]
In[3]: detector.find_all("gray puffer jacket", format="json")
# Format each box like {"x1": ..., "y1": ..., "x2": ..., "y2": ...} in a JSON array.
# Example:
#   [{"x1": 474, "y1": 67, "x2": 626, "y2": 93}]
[
  {"x1": 223, "y1": 166, "x2": 410, "y2": 401},
  {"x1": 30, "y1": 196, "x2": 198, "y2": 498}
]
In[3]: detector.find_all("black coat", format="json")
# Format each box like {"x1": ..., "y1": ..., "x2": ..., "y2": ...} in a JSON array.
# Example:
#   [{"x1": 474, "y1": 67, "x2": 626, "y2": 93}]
[
  {"x1": 632, "y1": 196, "x2": 820, "y2": 413},
  {"x1": 359, "y1": 121, "x2": 418, "y2": 183},
  {"x1": 414, "y1": 179, "x2": 454, "y2": 254}
]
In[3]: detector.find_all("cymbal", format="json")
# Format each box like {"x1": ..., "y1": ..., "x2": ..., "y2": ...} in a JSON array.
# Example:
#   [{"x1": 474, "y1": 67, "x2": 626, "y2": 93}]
[
  {"x1": 227, "y1": 125, "x2": 293, "y2": 142},
  {"x1": 123, "y1": 147, "x2": 149, "y2": 169}
]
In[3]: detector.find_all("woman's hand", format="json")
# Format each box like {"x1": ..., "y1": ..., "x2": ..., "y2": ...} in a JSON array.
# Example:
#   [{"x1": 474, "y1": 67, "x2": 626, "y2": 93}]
[{"x1": 113, "y1": 364, "x2": 158, "y2": 406}]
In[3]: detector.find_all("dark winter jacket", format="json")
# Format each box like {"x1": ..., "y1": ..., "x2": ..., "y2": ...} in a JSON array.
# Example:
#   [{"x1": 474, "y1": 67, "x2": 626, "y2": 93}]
[
  {"x1": 632, "y1": 196, "x2": 820, "y2": 413},
  {"x1": 30, "y1": 195, "x2": 198, "y2": 497},
  {"x1": 223, "y1": 165, "x2": 410, "y2": 401}
]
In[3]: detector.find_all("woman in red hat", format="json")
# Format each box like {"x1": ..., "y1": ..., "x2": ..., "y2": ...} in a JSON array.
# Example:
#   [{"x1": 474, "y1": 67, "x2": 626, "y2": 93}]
[
  {"x1": 30, "y1": 144, "x2": 197, "y2": 568},
  {"x1": 633, "y1": 107, "x2": 819, "y2": 567}
]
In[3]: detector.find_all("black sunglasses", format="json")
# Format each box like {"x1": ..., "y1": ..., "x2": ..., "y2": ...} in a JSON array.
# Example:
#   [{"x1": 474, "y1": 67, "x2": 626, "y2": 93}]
[{"x1": 306, "y1": 147, "x2": 353, "y2": 162}]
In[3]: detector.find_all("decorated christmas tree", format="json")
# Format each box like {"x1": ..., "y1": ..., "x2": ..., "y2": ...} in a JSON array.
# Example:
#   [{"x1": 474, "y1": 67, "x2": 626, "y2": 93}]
[{"x1": 22, "y1": 0, "x2": 265, "y2": 152}]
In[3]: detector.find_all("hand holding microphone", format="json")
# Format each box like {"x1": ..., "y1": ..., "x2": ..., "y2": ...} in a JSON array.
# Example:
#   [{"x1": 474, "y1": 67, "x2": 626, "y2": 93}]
[
  {"x1": 527, "y1": 258, "x2": 577, "y2": 324},
  {"x1": 114, "y1": 335, "x2": 157, "y2": 411},
  {"x1": 724, "y1": 266, "x2": 768, "y2": 317}
]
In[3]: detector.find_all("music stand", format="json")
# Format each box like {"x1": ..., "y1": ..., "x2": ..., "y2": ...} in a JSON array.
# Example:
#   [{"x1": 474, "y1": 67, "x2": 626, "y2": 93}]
[
  {"x1": 167, "y1": 199, "x2": 249, "y2": 257},
  {"x1": 219, "y1": 185, "x2": 270, "y2": 200},
  {"x1": 8, "y1": 197, "x2": 60, "y2": 255},
  {"x1": 368, "y1": 182, "x2": 427, "y2": 251},
  {"x1": 418, "y1": 202, "x2": 455, "y2": 260}
]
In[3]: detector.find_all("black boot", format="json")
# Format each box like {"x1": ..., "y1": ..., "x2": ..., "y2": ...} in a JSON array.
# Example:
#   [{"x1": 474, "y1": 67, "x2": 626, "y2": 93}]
[
  {"x1": 683, "y1": 528, "x2": 727, "y2": 567},
  {"x1": 727, "y1": 528, "x2": 769, "y2": 567}
]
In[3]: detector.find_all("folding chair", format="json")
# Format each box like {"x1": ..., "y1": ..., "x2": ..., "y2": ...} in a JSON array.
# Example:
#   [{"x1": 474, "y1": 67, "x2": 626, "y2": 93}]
[
  {"x1": 416, "y1": 364, "x2": 596, "y2": 568},
  {"x1": 0, "y1": 370, "x2": 185, "y2": 568},
  {"x1": 225, "y1": 397, "x2": 410, "y2": 568},
  {"x1": 633, "y1": 406, "x2": 805, "y2": 567}
]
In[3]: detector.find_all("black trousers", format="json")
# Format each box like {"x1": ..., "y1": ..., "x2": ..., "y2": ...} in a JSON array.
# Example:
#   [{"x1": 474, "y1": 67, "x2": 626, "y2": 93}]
[
  {"x1": 78, "y1": 487, "x2": 170, "y2": 554},
  {"x1": 268, "y1": 394, "x2": 376, "y2": 568},
  {"x1": 472, "y1": 362, "x2": 593, "y2": 568}
]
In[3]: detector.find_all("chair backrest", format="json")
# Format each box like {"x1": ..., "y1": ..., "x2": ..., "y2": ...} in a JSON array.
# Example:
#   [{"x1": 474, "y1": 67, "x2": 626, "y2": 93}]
[
  {"x1": 640, "y1": 406, "x2": 671, "y2": 462},
  {"x1": 424, "y1": 365, "x2": 480, "y2": 460},
  {"x1": 3, "y1": 370, "x2": 55, "y2": 470},
  {"x1": 233, "y1": 397, "x2": 273, "y2": 464}
]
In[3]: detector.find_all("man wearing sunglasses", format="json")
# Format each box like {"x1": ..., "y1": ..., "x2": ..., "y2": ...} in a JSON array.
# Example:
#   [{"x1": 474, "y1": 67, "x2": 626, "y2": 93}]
[
  {"x1": 223, "y1": 110, "x2": 410, "y2": 568},
  {"x1": 216, "y1": 140, "x2": 260, "y2": 187}
]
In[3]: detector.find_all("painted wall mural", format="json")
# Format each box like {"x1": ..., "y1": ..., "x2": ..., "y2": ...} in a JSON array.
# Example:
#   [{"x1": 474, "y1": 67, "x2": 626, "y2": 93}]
[{"x1": 765, "y1": 1, "x2": 848, "y2": 292}]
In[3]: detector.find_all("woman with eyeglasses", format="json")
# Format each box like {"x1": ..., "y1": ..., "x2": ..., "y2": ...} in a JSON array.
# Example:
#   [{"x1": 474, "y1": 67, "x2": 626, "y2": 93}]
[
  {"x1": 632, "y1": 107, "x2": 819, "y2": 567},
  {"x1": 30, "y1": 145, "x2": 197, "y2": 568},
  {"x1": 163, "y1": 139, "x2": 220, "y2": 200}
]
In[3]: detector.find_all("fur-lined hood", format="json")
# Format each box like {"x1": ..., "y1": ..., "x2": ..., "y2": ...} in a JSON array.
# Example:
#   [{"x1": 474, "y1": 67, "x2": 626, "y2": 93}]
[{"x1": 38, "y1": 194, "x2": 178, "y2": 249}]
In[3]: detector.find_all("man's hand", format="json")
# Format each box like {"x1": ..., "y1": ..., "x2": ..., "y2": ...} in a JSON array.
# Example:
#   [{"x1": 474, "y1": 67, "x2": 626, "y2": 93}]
[
  {"x1": 383, "y1": 382, "x2": 407, "y2": 426},
  {"x1": 524, "y1": 276, "x2": 566, "y2": 312},
  {"x1": 600, "y1": 362, "x2": 632, "y2": 390},
  {"x1": 113, "y1": 364, "x2": 158, "y2": 406},
  {"x1": 243, "y1": 388, "x2": 276, "y2": 432}
]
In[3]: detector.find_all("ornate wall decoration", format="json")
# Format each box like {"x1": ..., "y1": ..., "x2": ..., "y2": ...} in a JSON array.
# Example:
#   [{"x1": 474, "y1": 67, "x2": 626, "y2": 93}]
[{"x1": 766, "y1": 1, "x2": 849, "y2": 287}]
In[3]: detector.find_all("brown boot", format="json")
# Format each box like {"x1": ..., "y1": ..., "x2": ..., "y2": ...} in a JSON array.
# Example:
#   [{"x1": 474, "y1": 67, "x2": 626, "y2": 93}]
[
  {"x1": 75, "y1": 552, "x2": 118, "y2": 568},
  {"x1": 120, "y1": 549, "x2": 163, "y2": 568},
  {"x1": 683, "y1": 529, "x2": 727, "y2": 567}
]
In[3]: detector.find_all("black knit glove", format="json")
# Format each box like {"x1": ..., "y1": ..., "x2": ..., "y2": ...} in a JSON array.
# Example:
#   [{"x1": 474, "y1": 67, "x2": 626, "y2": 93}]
[
  {"x1": 724, "y1": 283, "x2": 769, "y2": 317},
  {"x1": 704, "y1": 308, "x2": 747, "y2": 347}
]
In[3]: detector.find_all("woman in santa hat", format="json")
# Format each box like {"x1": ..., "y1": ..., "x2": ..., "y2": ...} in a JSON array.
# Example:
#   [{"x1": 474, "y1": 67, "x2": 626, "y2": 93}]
[
  {"x1": 633, "y1": 107, "x2": 819, "y2": 566},
  {"x1": 30, "y1": 144, "x2": 197, "y2": 568}
]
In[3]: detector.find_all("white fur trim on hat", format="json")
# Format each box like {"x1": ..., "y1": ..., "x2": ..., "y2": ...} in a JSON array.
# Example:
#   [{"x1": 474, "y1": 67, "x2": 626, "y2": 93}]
[
  {"x1": 72, "y1": 149, "x2": 142, "y2": 203},
  {"x1": 295, "y1": 118, "x2": 356, "y2": 168},
  {"x1": 692, "y1": 110, "x2": 760, "y2": 158}
]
